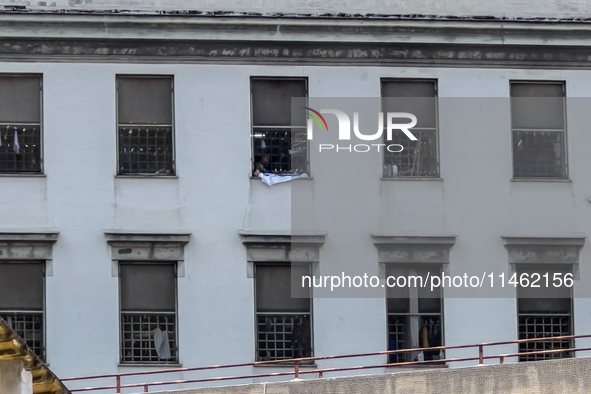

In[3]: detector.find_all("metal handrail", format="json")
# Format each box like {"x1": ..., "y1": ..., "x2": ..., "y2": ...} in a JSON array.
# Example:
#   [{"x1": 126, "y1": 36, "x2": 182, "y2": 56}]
[{"x1": 63, "y1": 333, "x2": 591, "y2": 393}]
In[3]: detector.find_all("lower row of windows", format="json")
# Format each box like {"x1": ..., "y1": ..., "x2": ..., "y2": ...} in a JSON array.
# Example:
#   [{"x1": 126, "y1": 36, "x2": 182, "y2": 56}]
[{"x1": 0, "y1": 262, "x2": 573, "y2": 364}]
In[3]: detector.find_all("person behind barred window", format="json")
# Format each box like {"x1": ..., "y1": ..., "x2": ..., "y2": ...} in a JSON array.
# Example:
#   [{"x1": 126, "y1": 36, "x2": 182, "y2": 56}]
[{"x1": 253, "y1": 154, "x2": 271, "y2": 177}]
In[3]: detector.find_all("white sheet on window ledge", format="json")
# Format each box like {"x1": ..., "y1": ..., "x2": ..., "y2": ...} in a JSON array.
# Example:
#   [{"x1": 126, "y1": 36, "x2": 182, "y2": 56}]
[{"x1": 258, "y1": 172, "x2": 308, "y2": 186}]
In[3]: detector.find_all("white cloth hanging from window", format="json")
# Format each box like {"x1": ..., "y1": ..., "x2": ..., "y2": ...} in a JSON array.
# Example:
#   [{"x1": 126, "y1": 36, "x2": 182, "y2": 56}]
[
  {"x1": 13, "y1": 130, "x2": 19, "y2": 154},
  {"x1": 153, "y1": 327, "x2": 171, "y2": 360},
  {"x1": 258, "y1": 172, "x2": 308, "y2": 186}
]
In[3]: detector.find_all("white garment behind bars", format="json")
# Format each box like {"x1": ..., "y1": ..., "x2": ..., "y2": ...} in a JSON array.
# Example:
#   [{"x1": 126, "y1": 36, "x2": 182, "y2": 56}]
[{"x1": 153, "y1": 327, "x2": 171, "y2": 360}]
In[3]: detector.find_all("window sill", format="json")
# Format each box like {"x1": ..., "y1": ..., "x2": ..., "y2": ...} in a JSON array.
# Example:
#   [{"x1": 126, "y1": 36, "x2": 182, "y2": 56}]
[
  {"x1": 115, "y1": 175, "x2": 178, "y2": 179},
  {"x1": 386, "y1": 363, "x2": 448, "y2": 369},
  {"x1": 511, "y1": 178, "x2": 571, "y2": 183},
  {"x1": 250, "y1": 176, "x2": 313, "y2": 180},
  {"x1": 381, "y1": 177, "x2": 442, "y2": 181},
  {"x1": 0, "y1": 173, "x2": 45, "y2": 177},
  {"x1": 118, "y1": 363, "x2": 182, "y2": 368},
  {"x1": 253, "y1": 361, "x2": 317, "y2": 368}
]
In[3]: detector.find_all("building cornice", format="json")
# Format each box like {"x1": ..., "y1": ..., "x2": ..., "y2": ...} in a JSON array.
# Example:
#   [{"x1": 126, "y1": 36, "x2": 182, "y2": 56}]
[{"x1": 0, "y1": 13, "x2": 590, "y2": 67}]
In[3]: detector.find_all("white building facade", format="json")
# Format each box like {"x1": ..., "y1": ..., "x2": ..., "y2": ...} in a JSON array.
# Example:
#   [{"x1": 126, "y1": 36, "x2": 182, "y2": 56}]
[{"x1": 1, "y1": 0, "x2": 591, "y2": 390}]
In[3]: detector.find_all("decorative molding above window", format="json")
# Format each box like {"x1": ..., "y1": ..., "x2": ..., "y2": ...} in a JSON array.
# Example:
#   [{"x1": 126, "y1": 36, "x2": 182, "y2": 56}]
[
  {"x1": 502, "y1": 235, "x2": 585, "y2": 265},
  {"x1": 238, "y1": 230, "x2": 326, "y2": 263},
  {"x1": 0, "y1": 230, "x2": 59, "y2": 260},
  {"x1": 371, "y1": 234, "x2": 456, "y2": 264},
  {"x1": 104, "y1": 231, "x2": 191, "y2": 261}
]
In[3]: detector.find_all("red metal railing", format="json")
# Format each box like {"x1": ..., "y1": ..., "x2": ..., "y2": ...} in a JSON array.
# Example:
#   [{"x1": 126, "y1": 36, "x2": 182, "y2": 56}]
[{"x1": 62, "y1": 334, "x2": 591, "y2": 393}]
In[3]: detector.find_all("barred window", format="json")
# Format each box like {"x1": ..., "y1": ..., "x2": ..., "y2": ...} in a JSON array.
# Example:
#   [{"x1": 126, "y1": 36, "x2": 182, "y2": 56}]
[
  {"x1": 251, "y1": 78, "x2": 308, "y2": 176},
  {"x1": 0, "y1": 262, "x2": 45, "y2": 360},
  {"x1": 117, "y1": 76, "x2": 174, "y2": 175},
  {"x1": 255, "y1": 264, "x2": 312, "y2": 361},
  {"x1": 386, "y1": 266, "x2": 443, "y2": 363},
  {"x1": 0, "y1": 75, "x2": 42, "y2": 173},
  {"x1": 381, "y1": 80, "x2": 439, "y2": 178},
  {"x1": 517, "y1": 265, "x2": 572, "y2": 361},
  {"x1": 511, "y1": 82, "x2": 567, "y2": 178},
  {"x1": 120, "y1": 263, "x2": 178, "y2": 364}
]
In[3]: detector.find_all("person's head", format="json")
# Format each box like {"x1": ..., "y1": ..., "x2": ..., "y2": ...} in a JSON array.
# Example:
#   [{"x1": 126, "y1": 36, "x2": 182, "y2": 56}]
[{"x1": 261, "y1": 154, "x2": 270, "y2": 163}]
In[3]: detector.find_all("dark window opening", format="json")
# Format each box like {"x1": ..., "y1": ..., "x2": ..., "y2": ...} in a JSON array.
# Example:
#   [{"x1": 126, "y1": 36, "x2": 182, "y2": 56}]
[
  {"x1": 511, "y1": 82, "x2": 567, "y2": 178},
  {"x1": 517, "y1": 265, "x2": 573, "y2": 361},
  {"x1": 255, "y1": 263, "x2": 312, "y2": 361},
  {"x1": 0, "y1": 261, "x2": 45, "y2": 360},
  {"x1": 381, "y1": 80, "x2": 439, "y2": 178},
  {"x1": 117, "y1": 76, "x2": 174, "y2": 175},
  {"x1": 0, "y1": 75, "x2": 42, "y2": 173},
  {"x1": 120, "y1": 263, "x2": 178, "y2": 364},
  {"x1": 251, "y1": 78, "x2": 308, "y2": 176},
  {"x1": 386, "y1": 265, "x2": 443, "y2": 363}
]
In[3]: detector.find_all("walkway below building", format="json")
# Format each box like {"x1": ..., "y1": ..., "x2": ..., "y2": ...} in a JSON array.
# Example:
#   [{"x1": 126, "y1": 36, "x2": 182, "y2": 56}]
[{"x1": 147, "y1": 357, "x2": 591, "y2": 394}]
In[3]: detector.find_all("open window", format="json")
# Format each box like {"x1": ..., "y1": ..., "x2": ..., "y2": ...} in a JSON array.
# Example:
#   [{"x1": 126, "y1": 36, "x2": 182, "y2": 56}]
[
  {"x1": 381, "y1": 79, "x2": 439, "y2": 178},
  {"x1": 0, "y1": 75, "x2": 42, "y2": 173},
  {"x1": 117, "y1": 75, "x2": 175, "y2": 176},
  {"x1": 510, "y1": 81, "x2": 567, "y2": 179},
  {"x1": 0, "y1": 261, "x2": 45, "y2": 360},
  {"x1": 119, "y1": 262, "x2": 178, "y2": 364},
  {"x1": 250, "y1": 77, "x2": 308, "y2": 177},
  {"x1": 517, "y1": 265, "x2": 573, "y2": 361},
  {"x1": 255, "y1": 263, "x2": 312, "y2": 361},
  {"x1": 386, "y1": 265, "x2": 443, "y2": 363}
]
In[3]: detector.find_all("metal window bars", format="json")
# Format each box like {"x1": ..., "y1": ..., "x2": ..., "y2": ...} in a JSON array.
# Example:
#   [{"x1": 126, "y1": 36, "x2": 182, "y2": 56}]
[
  {"x1": 513, "y1": 129, "x2": 566, "y2": 178},
  {"x1": 118, "y1": 126, "x2": 174, "y2": 175},
  {"x1": 0, "y1": 124, "x2": 41, "y2": 173},
  {"x1": 518, "y1": 314, "x2": 572, "y2": 361},
  {"x1": 120, "y1": 312, "x2": 177, "y2": 364},
  {"x1": 387, "y1": 314, "x2": 442, "y2": 363},
  {"x1": 0, "y1": 311, "x2": 44, "y2": 361},
  {"x1": 256, "y1": 312, "x2": 312, "y2": 361},
  {"x1": 252, "y1": 127, "x2": 308, "y2": 175},
  {"x1": 383, "y1": 129, "x2": 438, "y2": 178}
]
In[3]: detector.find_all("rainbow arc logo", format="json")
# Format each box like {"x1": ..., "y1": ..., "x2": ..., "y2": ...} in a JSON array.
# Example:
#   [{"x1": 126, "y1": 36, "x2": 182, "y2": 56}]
[{"x1": 303, "y1": 107, "x2": 329, "y2": 131}]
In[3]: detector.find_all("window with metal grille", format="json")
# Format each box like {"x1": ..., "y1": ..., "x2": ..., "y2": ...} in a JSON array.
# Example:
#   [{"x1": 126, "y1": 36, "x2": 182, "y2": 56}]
[
  {"x1": 511, "y1": 82, "x2": 567, "y2": 178},
  {"x1": 386, "y1": 266, "x2": 443, "y2": 363},
  {"x1": 255, "y1": 263, "x2": 312, "y2": 361},
  {"x1": 120, "y1": 263, "x2": 178, "y2": 364},
  {"x1": 381, "y1": 80, "x2": 439, "y2": 178},
  {"x1": 517, "y1": 265, "x2": 572, "y2": 361},
  {"x1": 117, "y1": 76, "x2": 174, "y2": 175},
  {"x1": 0, "y1": 262, "x2": 45, "y2": 360},
  {"x1": 250, "y1": 78, "x2": 308, "y2": 176},
  {"x1": 0, "y1": 75, "x2": 42, "y2": 173}
]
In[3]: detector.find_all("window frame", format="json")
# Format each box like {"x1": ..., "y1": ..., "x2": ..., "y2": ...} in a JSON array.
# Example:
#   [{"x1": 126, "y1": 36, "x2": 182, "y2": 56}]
[
  {"x1": 249, "y1": 76, "x2": 310, "y2": 177},
  {"x1": 253, "y1": 262, "x2": 313, "y2": 362},
  {"x1": 515, "y1": 264, "x2": 574, "y2": 362},
  {"x1": 115, "y1": 74, "x2": 176, "y2": 177},
  {"x1": 380, "y1": 78, "x2": 440, "y2": 179},
  {"x1": 0, "y1": 73, "x2": 44, "y2": 175},
  {"x1": 118, "y1": 261, "x2": 179, "y2": 365},
  {"x1": 0, "y1": 260, "x2": 46, "y2": 361},
  {"x1": 385, "y1": 264, "x2": 444, "y2": 363},
  {"x1": 509, "y1": 80, "x2": 569, "y2": 180}
]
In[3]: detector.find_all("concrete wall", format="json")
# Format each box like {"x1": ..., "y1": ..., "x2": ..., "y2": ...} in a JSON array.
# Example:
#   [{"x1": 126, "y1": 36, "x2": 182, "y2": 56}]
[
  {"x1": 145, "y1": 357, "x2": 591, "y2": 394},
  {"x1": 7, "y1": 0, "x2": 591, "y2": 19},
  {"x1": 1, "y1": 62, "x2": 591, "y2": 390}
]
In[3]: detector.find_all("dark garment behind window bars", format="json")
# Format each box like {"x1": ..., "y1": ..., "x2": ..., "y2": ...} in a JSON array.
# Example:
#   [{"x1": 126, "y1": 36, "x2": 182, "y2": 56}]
[
  {"x1": 388, "y1": 315, "x2": 442, "y2": 363},
  {"x1": 256, "y1": 313, "x2": 312, "y2": 361},
  {"x1": 0, "y1": 126, "x2": 41, "y2": 173}
]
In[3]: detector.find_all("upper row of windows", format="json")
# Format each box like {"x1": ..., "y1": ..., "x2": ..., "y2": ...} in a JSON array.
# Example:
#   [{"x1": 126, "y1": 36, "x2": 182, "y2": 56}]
[{"x1": 0, "y1": 74, "x2": 568, "y2": 179}]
